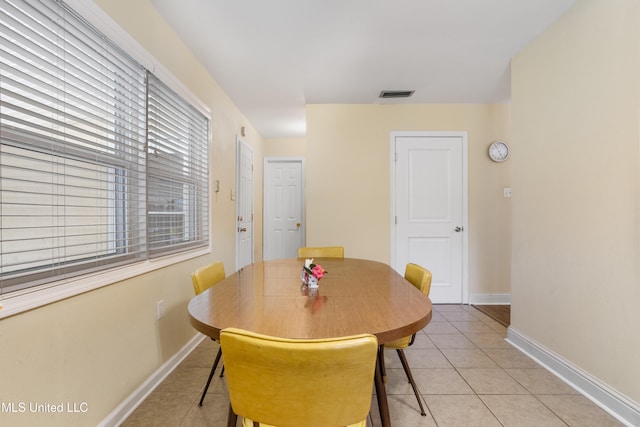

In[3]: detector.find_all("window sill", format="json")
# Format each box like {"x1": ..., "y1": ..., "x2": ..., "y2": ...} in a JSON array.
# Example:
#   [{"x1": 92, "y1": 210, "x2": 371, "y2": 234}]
[{"x1": 0, "y1": 246, "x2": 210, "y2": 320}]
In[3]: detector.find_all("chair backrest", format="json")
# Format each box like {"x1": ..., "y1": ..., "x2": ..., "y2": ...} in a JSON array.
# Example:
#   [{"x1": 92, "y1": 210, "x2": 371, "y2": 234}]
[
  {"x1": 220, "y1": 328, "x2": 378, "y2": 427},
  {"x1": 297, "y1": 246, "x2": 344, "y2": 258},
  {"x1": 191, "y1": 261, "x2": 226, "y2": 295},
  {"x1": 404, "y1": 263, "x2": 432, "y2": 297}
]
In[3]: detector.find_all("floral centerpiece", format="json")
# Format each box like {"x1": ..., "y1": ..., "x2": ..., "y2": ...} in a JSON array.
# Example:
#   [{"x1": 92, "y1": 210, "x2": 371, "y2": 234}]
[{"x1": 300, "y1": 258, "x2": 327, "y2": 288}]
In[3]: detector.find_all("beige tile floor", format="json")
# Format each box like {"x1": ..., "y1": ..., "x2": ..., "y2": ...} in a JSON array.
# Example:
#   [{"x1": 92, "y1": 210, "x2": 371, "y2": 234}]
[{"x1": 121, "y1": 304, "x2": 623, "y2": 426}]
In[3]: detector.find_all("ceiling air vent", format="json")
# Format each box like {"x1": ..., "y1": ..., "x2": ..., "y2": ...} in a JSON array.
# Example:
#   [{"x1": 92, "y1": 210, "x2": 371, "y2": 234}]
[{"x1": 379, "y1": 90, "x2": 415, "y2": 99}]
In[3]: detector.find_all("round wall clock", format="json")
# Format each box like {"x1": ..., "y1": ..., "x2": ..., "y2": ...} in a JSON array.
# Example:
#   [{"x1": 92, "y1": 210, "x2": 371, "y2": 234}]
[{"x1": 488, "y1": 141, "x2": 510, "y2": 162}]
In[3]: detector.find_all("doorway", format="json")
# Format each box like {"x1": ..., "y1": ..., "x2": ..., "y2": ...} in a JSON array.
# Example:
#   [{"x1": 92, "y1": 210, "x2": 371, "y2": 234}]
[
  {"x1": 236, "y1": 136, "x2": 254, "y2": 269},
  {"x1": 263, "y1": 157, "x2": 305, "y2": 260},
  {"x1": 391, "y1": 132, "x2": 468, "y2": 303}
]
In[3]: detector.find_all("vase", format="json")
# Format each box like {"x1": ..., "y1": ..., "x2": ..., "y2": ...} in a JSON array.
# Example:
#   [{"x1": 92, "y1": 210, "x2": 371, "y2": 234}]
[{"x1": 307, "y1": 275, "x2": 319, "y2": 289}]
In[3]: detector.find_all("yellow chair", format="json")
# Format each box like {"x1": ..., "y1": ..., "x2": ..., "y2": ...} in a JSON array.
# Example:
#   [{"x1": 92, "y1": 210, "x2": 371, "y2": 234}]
[
  {"x1": 220, "y1": 328, "x2": 378, "y2": 427},
  {"x1": 297, "y1": 246, "x2": 344, "y2": 258},
  {"x1": 383, "y1": 263, "x2": 432, "y2": 416},
  {"x1": 191, "y1": 261, "x2": 226, "y2": 407}
]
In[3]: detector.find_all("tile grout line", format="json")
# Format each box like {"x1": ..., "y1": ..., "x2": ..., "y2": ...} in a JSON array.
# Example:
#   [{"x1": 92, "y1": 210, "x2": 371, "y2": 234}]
[
  {"x1": 432, "y1": 310, "x2": 575, "y2": 426},
  {"x1": 426, "y1": 314, "x2": 510, "y2": 426}
]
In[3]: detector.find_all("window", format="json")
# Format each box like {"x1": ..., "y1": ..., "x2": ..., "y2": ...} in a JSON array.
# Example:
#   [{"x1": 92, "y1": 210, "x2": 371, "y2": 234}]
[
  {"x1": 147, "y1": 74, "x2": 209, "y2": 257},
  {"x1": 0, "y1": 0, "x2": 209, "y2": 297}
]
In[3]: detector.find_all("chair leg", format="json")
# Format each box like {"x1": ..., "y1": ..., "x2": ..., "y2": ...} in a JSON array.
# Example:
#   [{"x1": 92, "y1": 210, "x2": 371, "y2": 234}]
[
  {"x1": 198, "y1": 347, "x2": 223, "y2": 407},
  {"x1": 396, "y1": 349, "x2": 426, "y2": 416},
  {"x1": 220, "y1": 364, "x2": 225, "y2": 377}
]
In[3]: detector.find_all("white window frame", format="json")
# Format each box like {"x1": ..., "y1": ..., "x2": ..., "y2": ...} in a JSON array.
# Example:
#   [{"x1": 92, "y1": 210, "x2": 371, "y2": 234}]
[{"x1": 0, "y1": 0, "x2": 212, "y2": 319}]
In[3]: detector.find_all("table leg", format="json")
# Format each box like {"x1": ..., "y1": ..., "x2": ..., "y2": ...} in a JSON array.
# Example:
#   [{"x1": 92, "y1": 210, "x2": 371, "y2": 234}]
[
  {"x1": 374, "y1": 345, "x2": 391, "y2": 427},
  {"x1": 226, "y1": 404, "x2": 237, "y2": 427}
]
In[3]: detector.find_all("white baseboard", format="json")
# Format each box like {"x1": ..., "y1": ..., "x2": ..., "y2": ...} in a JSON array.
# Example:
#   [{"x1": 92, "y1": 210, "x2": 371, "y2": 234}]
[
  {"x1": 507, "y1": 327, "x2": 640, "y2": 427},
  {"x1": 468, "y1": 293, "x2": 511, "y2": 305},
  {"x1": 98, "y1": 333, "x2": 206, "y2": 427}
]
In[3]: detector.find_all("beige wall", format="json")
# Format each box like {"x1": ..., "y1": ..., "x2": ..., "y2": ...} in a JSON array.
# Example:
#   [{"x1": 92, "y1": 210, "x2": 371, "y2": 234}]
[
  {"x1": 511, "y1": 0, "x2": 639, "y2": 404},
  {"x1": 264, "y1": 137, "x2": 307, "y2": 157},
  {"x1": 0, "y1": 1, "x2": 263, "y2": 425},
  {"x1": 305, "y1": 104, "x2": 512, "y2": 298}
]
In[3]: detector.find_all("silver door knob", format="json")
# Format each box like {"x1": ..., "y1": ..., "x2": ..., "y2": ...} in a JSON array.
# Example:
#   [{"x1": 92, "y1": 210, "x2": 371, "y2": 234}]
[{"x1": 455, "y1": 226, "x2": 463, "y2": 232}]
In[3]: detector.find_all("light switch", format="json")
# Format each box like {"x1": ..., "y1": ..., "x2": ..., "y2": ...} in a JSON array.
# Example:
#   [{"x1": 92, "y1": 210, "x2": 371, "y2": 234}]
[{"x1": 503, "y1": 187, "x2": 512, "y2": 198}]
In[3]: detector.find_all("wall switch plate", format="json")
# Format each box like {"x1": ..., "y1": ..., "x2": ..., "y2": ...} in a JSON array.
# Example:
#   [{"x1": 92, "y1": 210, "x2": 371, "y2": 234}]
[
  {"x1": 503, "y1": 187, "x2": 512, "y2": 198},
  {"x1": 156, "y1": 300, "x2": 165, "y2": 320}
]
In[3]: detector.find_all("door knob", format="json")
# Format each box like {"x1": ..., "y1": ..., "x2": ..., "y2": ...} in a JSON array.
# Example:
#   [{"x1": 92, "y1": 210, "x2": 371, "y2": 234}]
[
  {"x1": 238, "y1": 227, "x2": 247, "y2": 232},
  {"x1": 454, "y1": 226, "x2": 463, "y2": 232},
  {"x1": 296, "y1": 223, "x2": 301, "y2": 228}
]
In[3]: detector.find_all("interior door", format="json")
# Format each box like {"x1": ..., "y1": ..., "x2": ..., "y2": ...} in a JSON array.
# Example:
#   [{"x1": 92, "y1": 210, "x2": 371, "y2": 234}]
[
  {"x1": 263, "y1": 158, "x2": 304, "y2": 260},
  {"x1": 236, "y1": 137, "x2": 253, "y2": 269},
  {"x1": 393, "y1": 133, "x2": 467, "y2": 303}
]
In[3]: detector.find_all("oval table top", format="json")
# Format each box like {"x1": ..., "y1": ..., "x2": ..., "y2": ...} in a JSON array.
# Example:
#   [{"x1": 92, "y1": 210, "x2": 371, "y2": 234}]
[{"x1": 188, "y1": 258, "x2": 432, "y2": 343}]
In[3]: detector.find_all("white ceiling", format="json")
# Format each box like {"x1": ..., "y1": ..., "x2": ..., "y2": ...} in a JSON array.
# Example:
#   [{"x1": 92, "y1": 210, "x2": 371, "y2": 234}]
[{"x1": 149, "y1": 0, "x2": 576, "y2": 139}]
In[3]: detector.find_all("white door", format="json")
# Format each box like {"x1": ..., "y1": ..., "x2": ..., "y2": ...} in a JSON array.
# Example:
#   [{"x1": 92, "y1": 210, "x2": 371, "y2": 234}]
[
  {"x1": 236, "y1": 137, "x2": 253, "y2": 269},
  {"x1": 392, "y1": 132, "x2": 467, "y2": 303},
  {"x1": 263, "y1": 158, "x2": 304, "y2": 260}
]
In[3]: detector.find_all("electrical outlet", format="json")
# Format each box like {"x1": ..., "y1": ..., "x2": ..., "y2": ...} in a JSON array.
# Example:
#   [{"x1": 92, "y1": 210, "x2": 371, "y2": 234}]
[
  {"x1": 156, "y1": 300, "x2": 165, "y2": 320},
  {"x1": 503, "y1": 187, "x2": 512, "y2": 198}
]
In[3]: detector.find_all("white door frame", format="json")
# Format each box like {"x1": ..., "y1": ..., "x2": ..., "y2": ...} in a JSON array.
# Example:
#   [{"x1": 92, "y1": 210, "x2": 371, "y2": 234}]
[
  {"x1": 263, "y1": 157, "x2": 306, "y2": 260},
  {"x1": 390, "y1": 131, "x2": 469, "y2": 304},
  {"x1": 236, "y1": 136, "x2": 254, "y2": 269}
]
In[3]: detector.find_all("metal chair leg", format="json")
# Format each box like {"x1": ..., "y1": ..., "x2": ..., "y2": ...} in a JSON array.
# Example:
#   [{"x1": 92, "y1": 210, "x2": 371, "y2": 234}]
[
  {"x1": 396, "y1": 348, "x2": 426, "y2": 416},
  {"x1": 198, "y1": 347, "x2": 223, "y2": 407}
]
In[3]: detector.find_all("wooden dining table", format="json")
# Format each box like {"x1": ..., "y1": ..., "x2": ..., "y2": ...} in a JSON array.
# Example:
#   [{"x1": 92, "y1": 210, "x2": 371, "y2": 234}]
[{"x1": 188, "y1": 257, "x2": 433, "y2": 427}]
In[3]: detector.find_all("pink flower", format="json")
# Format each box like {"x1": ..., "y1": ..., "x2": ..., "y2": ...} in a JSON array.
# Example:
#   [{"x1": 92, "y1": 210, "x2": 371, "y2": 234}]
[{"x1": 311, "y1": 265, "x2": 326, "y2": 279}]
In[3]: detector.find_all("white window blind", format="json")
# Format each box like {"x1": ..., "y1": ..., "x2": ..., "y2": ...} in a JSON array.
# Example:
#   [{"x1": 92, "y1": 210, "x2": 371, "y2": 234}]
[
  {"x1": 147, "y1": 74, "x2": 209, "y2": 256},
  {"x1": 0, "y1": 0, "x2": 148, "y2": 294}
]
